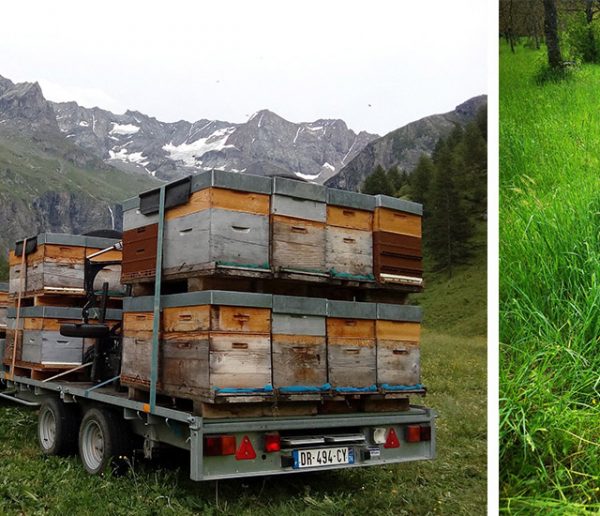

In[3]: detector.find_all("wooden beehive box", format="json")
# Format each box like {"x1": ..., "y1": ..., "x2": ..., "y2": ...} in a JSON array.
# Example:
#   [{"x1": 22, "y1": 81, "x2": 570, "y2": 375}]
[
  {"x1": 326, "y1": 189, "x2": 374, "y2": 280},
  {"x1": 376, "y1": 304, "x2": 422, "y2": 388},
  {"x1": 8, "y1": 234, "x2": 123, "y2": 297},
  {"x1": 121, "y1": 171, "x2": 272, "y2": 281},
  {"x1": 3, "y1": 306, "x2": 121, "y2": 367},
  {"x1": 271, "y1": 177, "x2": 327, "y2": 275},
  {"x1": 373, "y1": 195, "x2": 423, "y2": 286},
  {"x1": 326, "y1": 300, "x2": 377, "y2": 391},
  {"x1": 120, "y1": 290, "x2": 273, "y2": 401},
  {"x1": 0, "y1": 282, "x2": 8, "y2": 330},
  {"x1": 271, "y1": 295, "x2": 327, "y2": 392}
]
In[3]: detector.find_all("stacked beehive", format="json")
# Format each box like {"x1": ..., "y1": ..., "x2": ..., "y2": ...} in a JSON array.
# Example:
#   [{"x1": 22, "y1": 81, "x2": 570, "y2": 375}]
[
  {"x1": 119, "y1": 170, "x2": 425, "y2": 411},
  {"x1": 3, "y1": 233, "x2": 123, "y2": 376}
]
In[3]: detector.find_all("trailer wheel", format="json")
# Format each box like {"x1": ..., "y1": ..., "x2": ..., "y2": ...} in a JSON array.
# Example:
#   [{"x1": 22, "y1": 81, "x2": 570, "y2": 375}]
[
  {"x1": 78, "y1": 407, "x2": 132, "y2": 475},
  {"x1": 38, "y1": 397, "x2": 80, "y2": 456}
]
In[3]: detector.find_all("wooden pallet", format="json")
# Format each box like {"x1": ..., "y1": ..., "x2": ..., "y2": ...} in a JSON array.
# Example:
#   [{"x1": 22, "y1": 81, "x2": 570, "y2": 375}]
[
  {"x1": 126, "y1": 263, "x2": 420, "y2": 302},
  {"x1": 2, "y1": 360, "x2": 89, "y2": 381},
  {"x1": 8, "y1": 290, "x2": 124, "y2": 309},
  {"x1": 126, "y1": 385, "x2": 413, "y2": 417}
]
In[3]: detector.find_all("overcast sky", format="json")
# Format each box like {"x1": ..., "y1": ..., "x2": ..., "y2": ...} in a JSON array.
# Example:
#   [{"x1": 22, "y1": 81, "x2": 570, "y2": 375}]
[{"x1": 2, "y1": 1, "x2": 487, "y2": 136}]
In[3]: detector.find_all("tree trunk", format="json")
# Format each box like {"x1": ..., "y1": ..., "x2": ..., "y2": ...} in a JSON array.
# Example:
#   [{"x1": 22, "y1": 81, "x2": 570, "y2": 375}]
[
  {"x1": 543, "y1": 0, "x2": 562, "y2": 68},
  {"x1": 586, "y1": 0, "x2": 594, "y2": 24}
]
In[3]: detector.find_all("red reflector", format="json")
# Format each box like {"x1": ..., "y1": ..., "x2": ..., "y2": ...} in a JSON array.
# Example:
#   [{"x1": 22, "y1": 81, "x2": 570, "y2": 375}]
[
  {"x1": 405, "y1": 425, "x2": 421, "y2": 443},
  {"x1": 235, "y1": 435, "x2": 257, "y2": 460},
  {"x1": 264, "y1": 433, "x2": 281, "y2": 452},
  {"x1": 384, "y1": 428, "x2": 400, "y2": 448},
  {"x1": 420, "y1": 425, "x2": 431, "y2": 442},
  {"x1": 204, "y1": 435, "x2": 236, "y2": 456}
]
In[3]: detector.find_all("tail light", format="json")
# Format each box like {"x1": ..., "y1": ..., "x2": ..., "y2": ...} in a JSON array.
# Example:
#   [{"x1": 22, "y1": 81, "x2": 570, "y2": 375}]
[
  {"x1": 384, "y1": 428, "x2": 400, "y2": 448},
  {"x1": 405, "y1": 425, "x2": 432, "y2": 442},
  {"x1": 235, "y1": 435, "x2": 257, "y2": 460},
  {"x1": 204, "y1": 435, "x2": 236, "y2": 456},
  {"x1": 405, "y1": 425, "x2": 421, "y2": 443},
  {"x1": 264, "y1": 433, "x2": 281, "y2": 452}
]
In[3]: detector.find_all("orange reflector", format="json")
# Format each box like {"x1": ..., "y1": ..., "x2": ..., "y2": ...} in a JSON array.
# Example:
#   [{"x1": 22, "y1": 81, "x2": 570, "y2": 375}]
[
  {"x1": 235, "y1": 435, "x2": 257, "y2": 460},
  {"x1": 264, "y1": 433, "x2": 281, "y2": 452},
  {"x1": 204, "y1": 435, "x2": 236, "y2": 456},
  {"x1": 384, "y1": 428, "x2": 400, "y2": 448},
  {"x1": 405, "y1": 425, "x2": 421, "y2": 443}
]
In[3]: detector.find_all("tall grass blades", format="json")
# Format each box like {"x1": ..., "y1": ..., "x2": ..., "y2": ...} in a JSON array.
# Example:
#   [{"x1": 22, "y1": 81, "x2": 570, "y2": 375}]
[{"x1": 500, "y1": 43, "x2": 600, "y2": 511}]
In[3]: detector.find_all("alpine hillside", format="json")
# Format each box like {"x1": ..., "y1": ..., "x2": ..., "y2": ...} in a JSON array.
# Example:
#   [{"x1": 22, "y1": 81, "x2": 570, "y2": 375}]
[{"x1": 326, "y1": 95, "x2": 488, "y2": 191}]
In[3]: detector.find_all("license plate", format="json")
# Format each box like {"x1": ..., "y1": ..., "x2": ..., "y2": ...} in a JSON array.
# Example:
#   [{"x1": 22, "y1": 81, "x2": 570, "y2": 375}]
[{"x1": 292, "y1": 447, "x2": 354, "y2": 469}]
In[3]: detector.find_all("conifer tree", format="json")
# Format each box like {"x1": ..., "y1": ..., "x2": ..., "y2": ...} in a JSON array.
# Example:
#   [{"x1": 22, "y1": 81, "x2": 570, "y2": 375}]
[{"x1": 361, "y1": 165, "x2": 395, "y2": 196}]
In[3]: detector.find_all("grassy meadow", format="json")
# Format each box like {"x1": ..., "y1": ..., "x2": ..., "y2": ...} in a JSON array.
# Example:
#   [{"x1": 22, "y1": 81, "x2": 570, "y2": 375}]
[
  {"x1": 500, "y1": 43, "x2": 600, "y2": 511},
  {"x1": 0, "y1": 246, "x2": 487, "y2": 515}
]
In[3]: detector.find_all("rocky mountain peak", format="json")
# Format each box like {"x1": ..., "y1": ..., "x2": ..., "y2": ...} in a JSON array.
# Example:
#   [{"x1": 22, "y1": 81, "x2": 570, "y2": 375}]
[{"x1": 0, "y1": 78, "x2": 58, "y2": 132}]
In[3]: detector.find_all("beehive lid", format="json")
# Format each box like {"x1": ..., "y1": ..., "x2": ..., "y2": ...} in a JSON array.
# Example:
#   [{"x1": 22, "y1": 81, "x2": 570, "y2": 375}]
[
  {"x1": 272, "y1": 295, "x2": 327, "y2": 316},
  {"x1": 191, "y1": 169, "x2": 272, "y2": 195},
  {"x1": 327, "y1": 300, "x2": 377, "y2": 319},
  {"x1": 376, "y1": 304, "x2": 422, "y2": 322},
  {"x1": 11, "y1": 233, "x2": 120, "y2": 252},
  {"x1": 272, "y1": 176, "x2": 327, "y2": 202},
  {"x1": 123, "y1": 290, "x2": 273, "y2": 312},
  {"x1": 327, "y1": 188, "x2": 375, "y2": 211},
  {"x1": 375, "y1": 195, "x2": 423, "y2": 216},
  {"x1": 7, "y1": 306, "x2": 122, "y2": 321}
]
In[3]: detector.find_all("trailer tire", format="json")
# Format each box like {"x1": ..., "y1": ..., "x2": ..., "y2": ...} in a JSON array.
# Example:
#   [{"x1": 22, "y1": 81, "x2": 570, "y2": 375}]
[
  {"x1": 38, "y1": 397, "x2": 80, "y2": 456},
  {"x1": 78, "y1": 407, "x2": 132, "y2": 475}
]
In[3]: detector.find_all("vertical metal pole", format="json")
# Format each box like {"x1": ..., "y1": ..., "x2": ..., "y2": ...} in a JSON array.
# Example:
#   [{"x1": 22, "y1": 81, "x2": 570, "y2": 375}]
[{"x1": 149, "y1": 186, "x2": 166, "y2": 413}]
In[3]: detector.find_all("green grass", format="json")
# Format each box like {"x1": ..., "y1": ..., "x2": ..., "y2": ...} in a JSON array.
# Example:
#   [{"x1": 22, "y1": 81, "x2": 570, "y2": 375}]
[
  {"x1": 0, "y1": 252, "x2": 487, "y2": 514},
  {"x1": 0, "y1": 331, "x2": 485, "y2": 515},
  {"x1": 500, "y1": 43, "x2": 600, "y2": 511}
]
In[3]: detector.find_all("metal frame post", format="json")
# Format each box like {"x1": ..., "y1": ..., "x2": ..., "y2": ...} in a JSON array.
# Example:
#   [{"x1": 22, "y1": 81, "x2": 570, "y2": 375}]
[{"x1": 149, "y1": 186, "x2": 166, "y2": 413}]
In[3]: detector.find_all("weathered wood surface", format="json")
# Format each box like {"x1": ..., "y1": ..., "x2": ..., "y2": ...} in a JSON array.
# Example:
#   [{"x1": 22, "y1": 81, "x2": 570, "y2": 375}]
[
  {"x1": 272, "y1": 314, "x2": 325, "y2": 336},
  {"x1": 124, "y1": 305, "x2": 271, "y2": 334},
  {"x1": 163, "y1": 209, "x2": 269, "y2": 271},
  {"x1": 121, "y1": 332, "x2": 272, "y2": 398},
  {"x1": 0, "y1": 307, "x2": 7, "y2": 328},
  {"x1": 122, "y1": 224, "x2": 158, "y2": 279},
  {"x1": 373, "y1": 208, "x2": 422, "y2": 236},
  {"x1": 272, "y1": 334, "x2": 327, "y2": 388},
  {"x1": 326, "y1": 226, "x2": 373, "y2": 277},
  {"x1": 327, "y1": 206, "x2": 372, "y2": 231},
  {"x1": 375, "y1": 320, "x2": 421, "y2": 386},
  {"x1": 327, "y1": 337, "x2": 376, "y2": 388},
  {"x1": 21, "y1": 330, "x2": 84, "y2": 365},
  {"x1": 165, "y1": 188, "x2": 270, "y2": 219},
  {"x1": 327, "y1": 318, "x2": 375, "y2": 339},
  {"x1": 377, "y1": 339, "x2": 420, "y2": 386},
  {"x1": 209, "y1": 333, "x2": 272, "y2": 390},
  {"x1": 271, "y1": 215, "x2": 326, "y2": 272}
]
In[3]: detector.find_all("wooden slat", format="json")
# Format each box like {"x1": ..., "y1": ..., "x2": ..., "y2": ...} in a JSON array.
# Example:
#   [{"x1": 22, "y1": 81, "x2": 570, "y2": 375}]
[
  {"x1": 377, "y1": 339, "x2": 420, "y2": 386},
  {"x1": 326, "y1": 226, "x2": 372, "y2": 277},
  {"x1": 327, "y1": 318, "x2": 375, "y2": 339},
  {"x1": 210, "y1": 306, "x2": 271, "y2": 333},
  {"x1": 272, "y1": 334, "x2": 327, "y2": 388},
  {"x1": 376, "y1": 320, "x2": 420, "y2": 341},
  {"x1": 272, "y1": 215, "x2": 326, "y2": 272},
  {"x1": 327, "y1": 337, "x2": 376, "y2": 387},
  {"x1": 123, "y1": 312, "x2": 154, "y2": 332},
  {"x1": 162, "y1": 305, "x2": 210, "y2": 333},
  {"x1": 209, "y1": 333, "x2": 271, "y2": 390},
  {"x1": 373, "y1": 208, "x2": 421, "y2": 237},
  {"x1": 165, "y1": 188, "x2": 270, "y2": 220},
  {"x1": 327, "y1": 206, "x2": 372, "y2": 231}
]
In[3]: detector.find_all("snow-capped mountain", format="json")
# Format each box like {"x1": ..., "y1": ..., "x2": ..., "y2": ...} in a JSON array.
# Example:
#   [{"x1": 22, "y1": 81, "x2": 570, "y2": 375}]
[{"x1": 52, "y1": 101, "x2": 378, "y2": 183}]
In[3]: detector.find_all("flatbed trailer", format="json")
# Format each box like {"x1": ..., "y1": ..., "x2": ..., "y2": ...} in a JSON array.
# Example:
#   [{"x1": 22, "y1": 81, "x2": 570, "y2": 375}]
[{"x1": 0, "y1": 370, "x2": 436, "y2": 480}]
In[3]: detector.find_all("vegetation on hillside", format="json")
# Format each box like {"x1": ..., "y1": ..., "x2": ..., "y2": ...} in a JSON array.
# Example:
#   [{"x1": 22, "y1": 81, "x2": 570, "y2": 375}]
[
  {"x1": 361, "y1": 107, "x2": 487, "y2": 277},
  {"x1": 500, "y1": 42, "x2": 600, "y2": 511}
]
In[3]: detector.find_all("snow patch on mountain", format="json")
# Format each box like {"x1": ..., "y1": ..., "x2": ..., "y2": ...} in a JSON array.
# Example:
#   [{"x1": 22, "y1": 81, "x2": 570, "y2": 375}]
[
  {"x1": 110, "y1": 123, "x2": 139, "y2": 135},
  {"x1": 163, "y1": 127, "x2": 236, "y2": 167}
]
